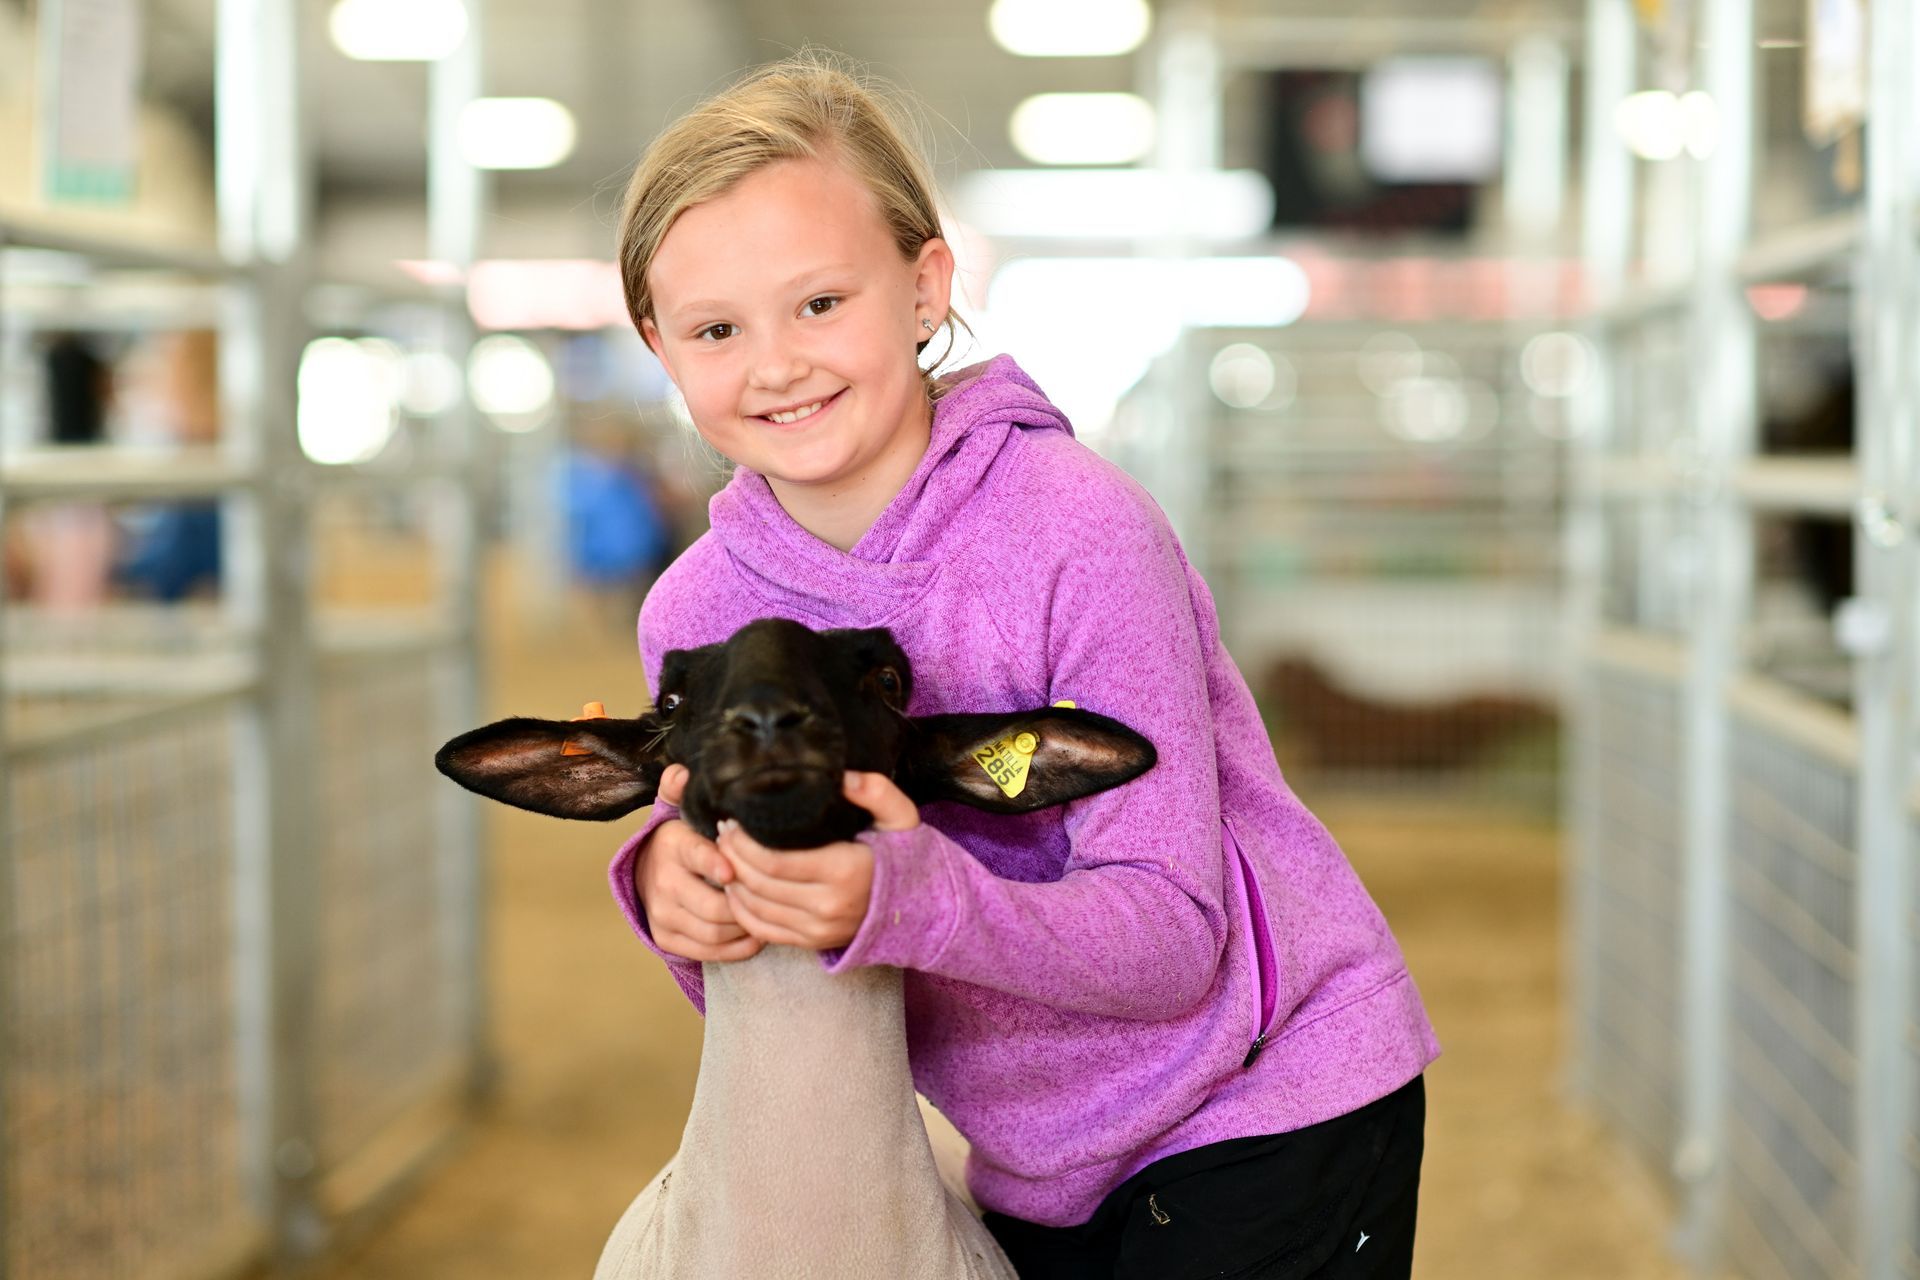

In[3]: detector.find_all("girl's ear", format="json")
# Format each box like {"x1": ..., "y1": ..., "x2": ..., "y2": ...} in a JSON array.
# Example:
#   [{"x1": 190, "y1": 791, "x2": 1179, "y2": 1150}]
[
  {"x1": 896, "y1": 707, "x2": 1155, "y2": 814},
  {"x1": 639, "y1": 318, "x2": 675, "y2": 379},
  {"x1": 435, "y1": 715, "x2": 669, "y2": 821},
  {"x1": 913, "y1": 236, "x2": 956, "y2": 329}
]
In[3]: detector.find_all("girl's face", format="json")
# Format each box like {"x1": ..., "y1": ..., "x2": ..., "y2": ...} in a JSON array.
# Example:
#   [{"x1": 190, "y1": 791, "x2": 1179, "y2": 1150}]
[{"x1": 642, "y1": 156, "x2": 954, "y2": 513}]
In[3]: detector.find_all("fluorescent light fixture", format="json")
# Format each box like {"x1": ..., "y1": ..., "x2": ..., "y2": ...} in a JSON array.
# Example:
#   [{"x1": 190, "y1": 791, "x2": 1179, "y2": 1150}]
[
  {"x1": 1679, "y1": 90, "x2": 1720, "y2": 159},
  {"x1": 297, "y1": 337, "x2": 400, "y2": 464},
  {"x1": 988, "y1": 0, "x2": 1150, "y2": 56},
  {"x1": 1615, "y1": 90, "x2": 1684, "y2": 161},
  {"x1": 329, "y1": 0, "x2": 467, "y2": 62},
  {"x1": 468, "y1": 334, "x2": 556, "y2": 427},
  {"x1": 458, "y1": 98, "x2": 577, "y2": 170},
  {"x1": 955, "y1": 169, "x2": 1274, "y2": 240},
  {"x1": 1010, "y1": 93, "x2": 1155, "y2": 165},
  {"x1": 1360, "y1": 58, "x2": 1503, "y2": 182}
]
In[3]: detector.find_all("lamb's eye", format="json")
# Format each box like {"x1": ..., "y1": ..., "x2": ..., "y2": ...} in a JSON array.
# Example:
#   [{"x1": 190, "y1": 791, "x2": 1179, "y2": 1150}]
[
  {"x1": 660, "y1": 692, "x2": 684, "y2": 714},
  {"x1": 876, "y1": 668, "x2": 901, "y2": 696}
]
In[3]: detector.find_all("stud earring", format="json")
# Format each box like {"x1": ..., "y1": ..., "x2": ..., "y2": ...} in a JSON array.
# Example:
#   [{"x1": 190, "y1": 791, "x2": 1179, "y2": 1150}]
[{"x1": 921, "y1": 317, "x2": 935, "y2": 333}]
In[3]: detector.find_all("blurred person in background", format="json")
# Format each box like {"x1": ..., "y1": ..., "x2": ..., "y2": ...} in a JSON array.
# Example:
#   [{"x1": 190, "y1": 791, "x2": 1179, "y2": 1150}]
[
  {"x1": 555, "y1": 417, "x2": 672, "y2": 628},
  {"x1": 116, "y1": 329, "x2": 222, "y2": 603},
  {"x1": 9, "y1": 332, "x2": 117, "y2": 611}
]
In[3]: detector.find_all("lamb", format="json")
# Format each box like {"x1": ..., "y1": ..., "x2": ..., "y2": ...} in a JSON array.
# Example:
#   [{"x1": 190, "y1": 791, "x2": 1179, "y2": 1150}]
[{"x1": 434, "y1": 617, "x2": 1156, "y2": 1279}]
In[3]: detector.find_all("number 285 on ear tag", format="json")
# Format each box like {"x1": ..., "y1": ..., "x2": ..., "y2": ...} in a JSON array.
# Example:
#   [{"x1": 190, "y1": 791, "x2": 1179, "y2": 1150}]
[{"x1": 974, "y1": 731, "x2": 1038, "y2": 799}]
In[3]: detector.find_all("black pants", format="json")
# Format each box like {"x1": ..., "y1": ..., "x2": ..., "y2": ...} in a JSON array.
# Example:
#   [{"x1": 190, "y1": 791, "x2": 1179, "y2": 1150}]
[{"x1": 983, "y1": 1076, "x2": 1425, "y2": 1280}]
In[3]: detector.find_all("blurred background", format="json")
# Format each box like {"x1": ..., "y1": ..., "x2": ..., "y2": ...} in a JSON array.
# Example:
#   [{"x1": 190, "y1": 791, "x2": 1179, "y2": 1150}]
[{"x1": 0, "y1": 0, "x2": 1913, "y2": 1277}]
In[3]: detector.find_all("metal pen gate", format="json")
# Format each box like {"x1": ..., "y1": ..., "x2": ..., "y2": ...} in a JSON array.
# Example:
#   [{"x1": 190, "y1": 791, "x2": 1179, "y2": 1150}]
[
  {"x1": 0, "y1": 218, "x2": 485, "y2": 1280},
  {"x1": 1569, "y1": 1, "x2": 1920, "y2": 1276}
]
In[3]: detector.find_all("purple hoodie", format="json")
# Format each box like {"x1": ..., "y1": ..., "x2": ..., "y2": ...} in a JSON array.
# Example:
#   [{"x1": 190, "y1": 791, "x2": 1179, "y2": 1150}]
[{"x1": 609, "y1": 355, "x2": 1439, "y2": 1226}]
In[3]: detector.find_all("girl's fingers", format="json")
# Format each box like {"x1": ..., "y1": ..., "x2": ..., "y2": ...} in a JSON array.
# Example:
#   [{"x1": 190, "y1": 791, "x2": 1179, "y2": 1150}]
[
  {"x1": 844, "y1": 771, "x2": 919, "y2": 831},
  {"x1": 656, "y1": 763, "x2": 690, "y2": 807},
  {"x1": 725, "y1": 886, "x2": 811, "y2": 948}
]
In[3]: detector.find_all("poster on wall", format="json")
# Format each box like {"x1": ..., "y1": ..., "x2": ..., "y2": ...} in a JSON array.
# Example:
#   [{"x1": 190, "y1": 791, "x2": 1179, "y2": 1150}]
[
  {"x1": 1804, "y1": 0, "x2": 1866, "y2": 145},
  {"x1": 36, "y1": 0, "x2": 143, "y2": 204}
]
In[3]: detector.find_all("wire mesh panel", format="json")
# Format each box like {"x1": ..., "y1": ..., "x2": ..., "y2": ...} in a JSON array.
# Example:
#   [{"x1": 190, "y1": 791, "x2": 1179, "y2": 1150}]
[
  {"x1": 1579, "y1": 657, "x2": 1685, "y2": 1191},
  {"x1": 3, "y1": 701, "x2": 257, "y2": 1280},
  {"x1": 310, "y1": 647, "x2": 463, "y2": 1167},
  {"x1": 1722, "y1": 698, "x2": 1858, "y2": 1280}
]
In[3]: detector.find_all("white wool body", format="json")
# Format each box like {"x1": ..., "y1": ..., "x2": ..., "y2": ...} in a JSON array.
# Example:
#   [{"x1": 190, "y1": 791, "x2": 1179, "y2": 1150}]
[{"x1": 594, "y1": 943, "x2": 1018, "y2": 1280}]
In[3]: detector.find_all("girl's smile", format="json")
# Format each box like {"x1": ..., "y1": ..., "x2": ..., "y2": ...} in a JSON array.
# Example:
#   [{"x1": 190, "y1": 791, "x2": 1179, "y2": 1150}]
[
  {"x1": 754, "y1": 387, "x2": 844, "y2": 426},
  {"x1": 640, "y1": 155, "x2": 954, "y2": 551}
]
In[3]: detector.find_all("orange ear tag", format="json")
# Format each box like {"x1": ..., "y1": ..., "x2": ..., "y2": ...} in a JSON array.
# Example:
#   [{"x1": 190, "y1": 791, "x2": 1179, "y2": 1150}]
[{"x1": 561, "y1": 701, "x2": 610, "y2": 757}]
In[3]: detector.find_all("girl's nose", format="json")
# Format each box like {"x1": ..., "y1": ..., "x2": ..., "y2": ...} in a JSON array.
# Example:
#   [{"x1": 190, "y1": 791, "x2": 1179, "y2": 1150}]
[{"x1": 747, "y1": 337, "x2": 809, "y2": 392}]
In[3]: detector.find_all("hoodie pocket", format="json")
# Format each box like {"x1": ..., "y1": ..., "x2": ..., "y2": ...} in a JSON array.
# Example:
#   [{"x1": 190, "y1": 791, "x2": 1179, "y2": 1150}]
[{"x1": 1224, "y1": 818, "x2": 1280, "y2": 1069}]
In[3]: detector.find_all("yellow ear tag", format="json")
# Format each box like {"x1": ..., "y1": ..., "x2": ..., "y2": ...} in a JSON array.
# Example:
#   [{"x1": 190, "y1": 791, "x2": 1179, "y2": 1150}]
[
  {"x1": 562, "y1": 701, "x2": 610, "y2": 757},
  {"x1": 1053, "y1": 699, "x2": 1076, "y2": 708},
  {"x1": 975, "y1": 728, "x2": 1040, "y2": 799}
]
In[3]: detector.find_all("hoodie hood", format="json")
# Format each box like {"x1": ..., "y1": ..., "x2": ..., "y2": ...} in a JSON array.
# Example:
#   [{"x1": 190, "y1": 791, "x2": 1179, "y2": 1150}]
[{"x1": 705, "y1": 354, "x2": 1074, "y2": 627}]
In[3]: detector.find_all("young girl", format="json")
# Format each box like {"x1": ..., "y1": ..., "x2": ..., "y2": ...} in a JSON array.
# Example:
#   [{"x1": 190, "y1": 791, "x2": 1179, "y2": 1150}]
[{"x1": 606, "y1": 52, "x2": 1439, "y2": 1279}]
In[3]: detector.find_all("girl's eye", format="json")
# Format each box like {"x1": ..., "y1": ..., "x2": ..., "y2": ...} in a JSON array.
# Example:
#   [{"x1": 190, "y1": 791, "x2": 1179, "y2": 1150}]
[
  {"x1": 697, "y1": 323, "x2": 734, "y2": 342},
  {"x1": 805, "y1": 296, "x2": 839, "y2": 316}
]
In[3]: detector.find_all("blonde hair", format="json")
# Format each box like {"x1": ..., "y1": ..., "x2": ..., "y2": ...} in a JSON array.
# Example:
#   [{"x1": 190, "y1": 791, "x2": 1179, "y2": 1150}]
[{"x1": 616, "y1": 50, "x2": 964, "y2": 376}]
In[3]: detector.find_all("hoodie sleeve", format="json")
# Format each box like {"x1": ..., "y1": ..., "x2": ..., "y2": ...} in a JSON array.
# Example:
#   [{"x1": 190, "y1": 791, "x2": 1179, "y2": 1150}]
[
  {"x1": 609, "y1": 802, "x2": 707, "y2": 1013},
  {"x1": 604, "y1": 589, "x2": 708, "y2": 1012},
  {"x1": 823, "y1": 485, "x2": 1229, "y2": 1021}
]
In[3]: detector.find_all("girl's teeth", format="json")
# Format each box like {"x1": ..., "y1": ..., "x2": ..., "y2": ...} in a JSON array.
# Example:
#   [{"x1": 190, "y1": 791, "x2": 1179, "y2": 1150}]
[{"x1": 767, "y1": 399, "x2": 825, "y2": 424}]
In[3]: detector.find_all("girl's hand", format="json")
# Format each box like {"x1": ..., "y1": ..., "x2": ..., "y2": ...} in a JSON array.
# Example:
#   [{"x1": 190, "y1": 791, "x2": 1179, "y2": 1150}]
[
  {"x1": 634, "y1": 765, "x2": 763, "y2": 963},
  {"x1": 716, "y1": 771, "x2": 919, "y2": 951}
]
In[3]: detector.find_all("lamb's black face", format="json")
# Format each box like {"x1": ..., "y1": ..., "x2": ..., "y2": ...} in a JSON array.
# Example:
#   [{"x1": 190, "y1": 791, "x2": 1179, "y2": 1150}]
[{"x1": 656, "y1": 619, "x2": 914, "y2": 848}]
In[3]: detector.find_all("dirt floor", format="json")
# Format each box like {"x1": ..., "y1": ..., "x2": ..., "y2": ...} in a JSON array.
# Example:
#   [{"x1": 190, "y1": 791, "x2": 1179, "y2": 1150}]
[{"x1": 310, "y1": 587, "x2": 1688, "y2": 1280}]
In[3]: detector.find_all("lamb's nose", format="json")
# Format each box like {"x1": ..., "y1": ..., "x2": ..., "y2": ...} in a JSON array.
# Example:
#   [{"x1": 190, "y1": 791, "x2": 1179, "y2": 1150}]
[{"x1": 723, "y1": 699, "x2": 812, "y2": 744}]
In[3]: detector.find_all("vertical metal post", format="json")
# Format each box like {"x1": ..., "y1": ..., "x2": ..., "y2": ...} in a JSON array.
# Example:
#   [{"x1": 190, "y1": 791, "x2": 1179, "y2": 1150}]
[
  {"x1": 1566, "y1": 0, "x2": 1635, "y2": 1102},
  {"x1": 1673, "y1": 0, "x2": 1754, "y2": 1268},
  {"x1": 1144, "y1": 0, "x2": 1220, "y2": 572},
  {"x1": 1853, "y1": 3, "x2": 1920, "y2": 1275},
  {"x1": 0, "y1": 224, "x2": 16, "y2": 1280},
  {"x1": 217, "y1": 0, "x2": 322, "y2": 1261},
  {"x1": 427, "y1": 18, "x2": 496, "y2": 1102}
]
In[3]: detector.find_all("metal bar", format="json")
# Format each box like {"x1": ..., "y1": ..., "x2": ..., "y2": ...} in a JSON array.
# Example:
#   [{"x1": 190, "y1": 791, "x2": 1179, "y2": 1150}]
[
  {"x1": 1735, "y1": 209, "x2": 1863, "y2": 283},
  {"x1": 217, "y1": 0, "x2": 323, "y2": 1265},
  {"x1": 0, "y1": 445, "x2": 257, "y2": 500},
  {"x1": 4, "y1": 685, "x2": 257, "y2": 763},
  {"x1": 0, "y1": 203, "x2": 17, "y2": 1280},
  {"x1": 1731, "y1": 457, "x2": 1860, "y2": 516},
  {"x1": 1567, "y1": 0, "x2": 1636, "y2": 1115},
  {"x1": 1673, "y1": 0, "x2": 1757, "y2": 1268},
  {"x1": 1854, "y1": 1, "x2": 1920, "y2": 1275},
  {"x1": 0, "y1": 216, "x2": 233, "y2": 276},
  {"x1": 428, "y1": 10, "x2": 495, "y2": 1109},
  {"x1": 1724, "y1": 674, "x2": 1860, "y2": 772}
]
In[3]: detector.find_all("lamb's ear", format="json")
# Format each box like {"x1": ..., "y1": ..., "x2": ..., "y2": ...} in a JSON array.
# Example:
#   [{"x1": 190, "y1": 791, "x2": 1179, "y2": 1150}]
[
  {"x1": 434, "y1": 715, "x2": 668, "y2": 821},
  {"x1": 898, "y1": 707, "x2": 1156, "y2": 814}
]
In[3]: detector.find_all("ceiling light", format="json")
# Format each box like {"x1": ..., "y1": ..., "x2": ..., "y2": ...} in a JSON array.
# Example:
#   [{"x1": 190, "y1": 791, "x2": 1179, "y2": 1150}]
[
  {"x1": 329, "y1": 0, "x2": 467, "y2": 62},
  {"x1": 297, "y1": 338, "x2": 400, "y2": 464},
  {"x1": 458, "y1": 99, "x2": 577, "y2": 170},
  {"x1": 954, "y1": 168, "x2": 1273, "y2": 240},
  {"x1": 988, "y1": 0, "x2": 1151, "y2": 56},
  {"x1": 468, "y1": 334, "x2": 555, "y2": 427},
  {"x1": 1011, "y1": 93, "x2": 1156, "y2": 165},
  {"x1": 1615, "y1": 90, "x2": 1684, "y2": 161}
]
